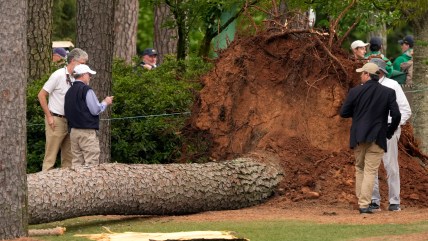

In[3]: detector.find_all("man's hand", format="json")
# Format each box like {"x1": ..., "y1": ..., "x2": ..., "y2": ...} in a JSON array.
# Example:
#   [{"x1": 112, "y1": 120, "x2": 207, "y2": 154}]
[
  {"x1": 143, "y1": 64, "x2": 153, "y2": 70},
  {"x1": 47, "y1": 115, "x2": 55, "y2": 130},
  {"x1": 103, "y1": 96, "x2": 114, "y2": 105}
]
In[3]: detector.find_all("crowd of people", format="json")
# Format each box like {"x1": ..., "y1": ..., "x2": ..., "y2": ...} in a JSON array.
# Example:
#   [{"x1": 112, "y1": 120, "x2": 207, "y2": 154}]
[
  {"x1": 350, "y1": 35, "x2": 414, "y2": 86},
  {"x1": 343, "y1": 36, "x2": 413, "y2": 214}
]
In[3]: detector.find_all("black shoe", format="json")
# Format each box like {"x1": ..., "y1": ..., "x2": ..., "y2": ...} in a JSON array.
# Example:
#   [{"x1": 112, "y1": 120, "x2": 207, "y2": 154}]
[
  {"x1": 369, "y1": 201, "x2": 381, "y2": 212},
  {"x1": 388, "y1": 204, "x2": 401, "y2": 211},
  {"x1": 359, "y1": 207, "x2": 373, "y2": 214}
]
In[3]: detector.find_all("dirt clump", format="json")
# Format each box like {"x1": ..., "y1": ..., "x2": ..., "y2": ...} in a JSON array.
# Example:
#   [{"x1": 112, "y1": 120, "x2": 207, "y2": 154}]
[{"x1": 188, "y1": 31, "x2": 428, "y2": 208}]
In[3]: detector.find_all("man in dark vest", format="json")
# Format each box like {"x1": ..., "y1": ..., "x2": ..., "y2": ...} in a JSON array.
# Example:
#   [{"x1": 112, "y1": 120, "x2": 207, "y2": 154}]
[
  {"x1": 64, "y1": 64, "x2": 113, "y2": 166},
  {"x1": 340, "y1": 62, "x2": 401, "y2": 214}
]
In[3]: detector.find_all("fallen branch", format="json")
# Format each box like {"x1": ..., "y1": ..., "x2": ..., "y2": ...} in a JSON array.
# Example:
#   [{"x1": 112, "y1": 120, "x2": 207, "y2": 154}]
[
  {"x1": 29, "y1": 227, "x2": 66, "y2": 236},
  {"x1": 76, "y1": 231, "x2": 248, "y2": 241}
]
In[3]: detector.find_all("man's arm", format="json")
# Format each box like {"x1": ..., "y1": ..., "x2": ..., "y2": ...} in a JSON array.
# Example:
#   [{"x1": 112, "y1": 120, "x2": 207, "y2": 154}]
[
  {"x1": 394, "y1": 85, "x2": 411, "y2": 125},
  {"x1": 387, "y1": 91, "x2": 401, "y2": 138},
  {"x1": 85, "y1": 89, "x2": 113, "y2": 115},
  {"x1": 340, "y1": 90, "x2": 355, "y2": 118},
  {"x1": 37, "y1": 89, "x2": 54, "y2": 129}
]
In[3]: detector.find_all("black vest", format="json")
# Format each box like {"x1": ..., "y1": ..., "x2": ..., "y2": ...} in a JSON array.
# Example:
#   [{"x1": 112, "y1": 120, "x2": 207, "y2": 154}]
[{"x1": 64, "y1": 81, "x2": 99, "y2": 130}]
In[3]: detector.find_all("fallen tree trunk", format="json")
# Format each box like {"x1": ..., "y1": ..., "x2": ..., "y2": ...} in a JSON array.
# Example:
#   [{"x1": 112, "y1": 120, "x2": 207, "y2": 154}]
[{"x1": 28, "y1": 157, "x2": 283, "y2": 224}]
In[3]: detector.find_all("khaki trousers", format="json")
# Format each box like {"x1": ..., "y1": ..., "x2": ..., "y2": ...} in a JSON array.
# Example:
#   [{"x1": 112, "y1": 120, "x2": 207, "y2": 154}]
[
  {"x1": 70, "y1": 128, "x2": 100, "y2": 166},
  {"x1": 42, "y1": 116, "x2": 72, "y2": 171},
  {"x1": 372, "y1": 127, "x2": 401, "y2": 205},
  {"x1": 354, "y1": 142, "x2": 384, "y2": 208}
]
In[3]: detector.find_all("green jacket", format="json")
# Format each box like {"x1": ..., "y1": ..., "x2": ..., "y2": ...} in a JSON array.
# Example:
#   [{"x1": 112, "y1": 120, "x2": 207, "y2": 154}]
[
  {"x1": 393, "y1": 49, "x2": 412, "y2": 71},
  {"x1": 365, "y1": 51, "x2": 393, "y2": 77}
]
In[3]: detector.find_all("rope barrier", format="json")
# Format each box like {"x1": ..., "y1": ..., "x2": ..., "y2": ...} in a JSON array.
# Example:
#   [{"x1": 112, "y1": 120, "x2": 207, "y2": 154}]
[
  {"x1": 23, "y1": 83, "x2": 428, "y2": 127},
  {"x1": 27, "y1": 112, "x2": 191, "y2": 127}
]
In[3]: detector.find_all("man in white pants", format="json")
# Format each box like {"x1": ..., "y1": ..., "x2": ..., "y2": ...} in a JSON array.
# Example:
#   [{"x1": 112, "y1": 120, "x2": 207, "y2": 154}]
[{"x1": 369, "y1": 58, "x2": 412, "y2": 211}]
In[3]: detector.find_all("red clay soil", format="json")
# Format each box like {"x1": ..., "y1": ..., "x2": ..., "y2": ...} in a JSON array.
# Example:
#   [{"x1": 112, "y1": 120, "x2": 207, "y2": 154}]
[{"x1": 187, "y1": 31, "x2": 428, "y2": 209}]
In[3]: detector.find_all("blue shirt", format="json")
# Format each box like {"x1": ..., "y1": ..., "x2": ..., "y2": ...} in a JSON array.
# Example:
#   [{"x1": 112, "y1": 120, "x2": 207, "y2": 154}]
[{"x1": 75, "y1": 80, "x2": 107, "y2": 115}]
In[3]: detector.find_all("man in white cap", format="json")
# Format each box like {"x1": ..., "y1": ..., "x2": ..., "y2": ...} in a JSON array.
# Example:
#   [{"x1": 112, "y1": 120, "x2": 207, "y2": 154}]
[
  {"x1": 64, "y1": 64, "x2": 114, "y2": 166},
  {"x1": 350, "y1": 40, "x2": 369, "y2": 62},
  {"x1": 340, "y1": 62, "x2": 401, "y2": 214},
  {"x1": 369, "y1": 58, "x2": 412, "y2": 212}
]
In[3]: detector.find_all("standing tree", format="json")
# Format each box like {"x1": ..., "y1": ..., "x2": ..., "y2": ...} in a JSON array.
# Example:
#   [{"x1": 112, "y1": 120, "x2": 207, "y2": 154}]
[
  {"x1": 27, "y1": 0, "x2": 53, "y2": 82},
  {"x1": 0, "y1": 0, "x2": 28, "y2": 239},
  {"x1": 114, "y1": 0, "x2": 139, "y2": 63},
  {"x1": 76, "y1": 0, "x2": 115, "y2": 163},
  {"x1": 154, "y1": 2, "x2": 178, "y2": 64},
  {"x1": 165, "y1": 0, "x2": 189, "y2": 60},
  {"x1": 412, "y1": 9, "x2": 428, "y2": 153}
]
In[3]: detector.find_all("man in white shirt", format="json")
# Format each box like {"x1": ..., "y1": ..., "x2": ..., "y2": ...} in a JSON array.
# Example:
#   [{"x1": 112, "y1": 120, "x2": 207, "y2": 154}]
[
  {"x1": 37, "y1": 48, "x2": 89, "y2": 171},
  {"x1": 369, "y1": 58, "x2": 412, "y2": 212}
]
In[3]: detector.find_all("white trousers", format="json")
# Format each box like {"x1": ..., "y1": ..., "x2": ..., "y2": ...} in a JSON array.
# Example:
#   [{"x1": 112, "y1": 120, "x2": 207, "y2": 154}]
[{"x1": 372, "y1": 127, "x2": 401, "y2": 205}]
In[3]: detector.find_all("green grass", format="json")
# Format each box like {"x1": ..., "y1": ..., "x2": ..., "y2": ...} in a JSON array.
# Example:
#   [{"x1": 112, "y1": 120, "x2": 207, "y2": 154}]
[{"x1": 30, "y1": 216, "x2": 428, "y2": 241}]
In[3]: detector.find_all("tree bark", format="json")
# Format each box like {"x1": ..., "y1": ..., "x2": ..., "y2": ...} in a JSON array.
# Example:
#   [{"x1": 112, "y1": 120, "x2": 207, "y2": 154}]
[
  {"x1": 76, "y1": 0, "x2": 115, "y2": 163},
  {"x1": 113, "y1": 0, "x2": 138, "y2": 63},
  {"x1": 28, "y1": 158, "x2": 283, "y2": 224},
  {"x1": 166, "y1": 0, "x2": 188, "y2": 61},
  {"x1": 413, "y1": 11, "x2": 428, "y2": 153},
  {"x1": 0, "y1": 0, "x2": 29, "y2": 238},
  {"x1": 154, "y1": 3, "x2": 178, "y2": 64},
  {"x1": 27, "y1": 0, "x2": 53, "y2": 82}
]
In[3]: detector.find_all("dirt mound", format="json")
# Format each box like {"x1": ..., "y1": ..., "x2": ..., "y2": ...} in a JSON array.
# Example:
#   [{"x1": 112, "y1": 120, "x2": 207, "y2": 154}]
[{"x1": 188, "y1": 31, "x2": 428, "y2": 208}]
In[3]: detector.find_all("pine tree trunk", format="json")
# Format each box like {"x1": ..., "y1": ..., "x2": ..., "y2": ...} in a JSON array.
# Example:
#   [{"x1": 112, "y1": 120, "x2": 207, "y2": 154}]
[
  {"x1": 154, "y1": 3, "x2": 178, "y2": 64},
  {"x1": 0, "y1": 0, "x2": 29, "y2": 238},
  {"x1": 113, "y1": 0, "x2": 138, "y2": 63},
  {"x1": 28, "y1": 158, "x2": 283, "y2": 224},
  {"x1": 27, "y1": 0, "x2": 53, "y2": 82},
  {"x1": 76, "y1": 0, "x2": 115, "y2": 163},
  {"x1": 413, "y1": 11, "x2": 428, "y2": 153}
]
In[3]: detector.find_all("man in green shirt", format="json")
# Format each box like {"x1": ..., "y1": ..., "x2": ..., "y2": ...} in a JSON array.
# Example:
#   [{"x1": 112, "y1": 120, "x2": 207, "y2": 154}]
[
  {"x1": 365, "y1": 37, "x2": 393, "y2": 77},
  {"x1": 393, "y1": 35, "x2": 413, "y2": 71}
]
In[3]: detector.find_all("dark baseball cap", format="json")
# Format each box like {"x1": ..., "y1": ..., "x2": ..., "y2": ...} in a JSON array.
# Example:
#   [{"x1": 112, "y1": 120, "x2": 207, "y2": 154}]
[
  {"x1": 141, "y1": 48, "x2": 158, "y2": 56},
  {"x1": 369, "y1": 37, "x2": 382, "y2": 47},
  {"x1": 53, "y1": 47, "x2": 67, "y2": 58},
  {"x1": 398, "y1": 35, "x2": 414, "y2": 47}
]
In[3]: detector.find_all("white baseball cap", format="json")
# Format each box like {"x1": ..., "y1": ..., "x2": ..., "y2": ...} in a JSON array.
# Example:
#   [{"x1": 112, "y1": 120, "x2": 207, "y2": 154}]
[
  {"x1": 73, "y1": 64, "x2": 96, "y2": 75},
  {"x1": 350, "y1": 40, "x2": 369, "y2": 50}
]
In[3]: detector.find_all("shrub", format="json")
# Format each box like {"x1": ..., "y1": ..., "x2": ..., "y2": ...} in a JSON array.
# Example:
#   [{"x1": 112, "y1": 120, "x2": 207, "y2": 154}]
[
  {"x1": 27, "y1": 76, "x2": 49, "y2": 173},
  {"x1": 111, "y1": 57, "x2": 211, "y2": 164}
]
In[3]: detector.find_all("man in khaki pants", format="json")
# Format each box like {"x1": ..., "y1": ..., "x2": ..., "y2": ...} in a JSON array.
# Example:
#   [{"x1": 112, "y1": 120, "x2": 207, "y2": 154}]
[
  {"x1": 38, "y1": 48, "x2": 88, "y2": 171},
  {"x1": 64, "y1": 64, "x2": 113, "y2": 166},
  {"x1": 340, "y1": 63, "x2": 401, "y2": 214}
]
